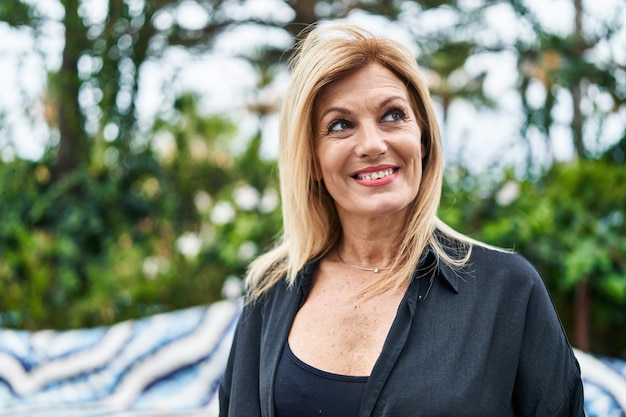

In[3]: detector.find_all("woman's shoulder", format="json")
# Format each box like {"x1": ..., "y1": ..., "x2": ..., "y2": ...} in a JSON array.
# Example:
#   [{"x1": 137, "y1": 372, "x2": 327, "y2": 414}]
[
  {"x1": 433, "y1": 228, "x2": 543, "y2": 290},
  {"x1": 463, "y1": 242, "x2": 548, "y2": 296},
  {"x1": 433, "y1": 225, "x2": 546, "y2": 289},
  {"x1": 469, "y1": 242, "x2": 537, "y2": 272}
]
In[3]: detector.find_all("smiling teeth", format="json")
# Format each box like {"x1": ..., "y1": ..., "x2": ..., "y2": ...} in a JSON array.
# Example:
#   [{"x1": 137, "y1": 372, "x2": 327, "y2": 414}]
[{"x1": 358, "y1": 169, "x2": 394, "y2": 181}]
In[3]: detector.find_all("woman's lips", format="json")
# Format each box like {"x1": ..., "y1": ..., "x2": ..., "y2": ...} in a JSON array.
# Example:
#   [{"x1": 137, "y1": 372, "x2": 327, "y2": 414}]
[{"x1": 352, "y1": 167, "x2": 399, "y2": 186}]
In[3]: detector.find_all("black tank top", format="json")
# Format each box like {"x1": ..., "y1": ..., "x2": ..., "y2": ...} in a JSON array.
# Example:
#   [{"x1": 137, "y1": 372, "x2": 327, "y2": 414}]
[{"x1": 274, "y1": 342, "x2": 368, "y2": 417}]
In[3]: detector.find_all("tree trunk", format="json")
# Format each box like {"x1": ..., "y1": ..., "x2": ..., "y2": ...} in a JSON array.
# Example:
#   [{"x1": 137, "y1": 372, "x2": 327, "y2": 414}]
[
  {"x1": 53, "y1": 0, "x2": 88, "y2": 179},
  {"x1": 284, "y1": 0, "x2": 319, "y2": 38},
  {"x1": 571, "y1": 0, "x2": 590, "y2": 352},
  {"x1": 574, "y1": 279, "x2": 590, "y2": 351},
  {"x1": 570, "y1": 83, "x2": 585, "y2": 159},
  {"x1": 570, "y1": 0, "x2": 586, "y2": 159}
]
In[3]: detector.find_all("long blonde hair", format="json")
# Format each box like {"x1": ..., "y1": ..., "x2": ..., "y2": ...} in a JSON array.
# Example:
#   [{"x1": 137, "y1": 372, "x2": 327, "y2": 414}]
[{"x1": 246, "y1": 23, "x2": 474, "y2": 301}]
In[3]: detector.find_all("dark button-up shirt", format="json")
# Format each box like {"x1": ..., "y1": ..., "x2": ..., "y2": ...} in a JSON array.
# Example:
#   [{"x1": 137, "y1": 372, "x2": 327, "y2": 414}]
[{"x1": 219, "y1": 242, "x2": 585, "y2": 416}]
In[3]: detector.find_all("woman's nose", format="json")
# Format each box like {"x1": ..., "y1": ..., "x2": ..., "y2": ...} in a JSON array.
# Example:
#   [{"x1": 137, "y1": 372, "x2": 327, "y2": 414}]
[{"x1": 355, "y1": 122, "x2": 387, "y2": 158}]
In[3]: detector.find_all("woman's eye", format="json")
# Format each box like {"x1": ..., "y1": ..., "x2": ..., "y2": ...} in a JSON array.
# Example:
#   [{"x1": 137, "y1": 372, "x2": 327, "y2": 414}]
[
  {"x1": 327, "y1": 119, "x2": 353, "y2": 133},
  {"x1": 381, "y1": 108, "x2": 406, "y2": 123}
]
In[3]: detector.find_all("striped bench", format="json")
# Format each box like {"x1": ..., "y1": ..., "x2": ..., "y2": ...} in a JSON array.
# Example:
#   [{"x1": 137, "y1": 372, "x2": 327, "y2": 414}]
[{"x1": 0, "y1": 299, "x2": 624, "y2": 416}]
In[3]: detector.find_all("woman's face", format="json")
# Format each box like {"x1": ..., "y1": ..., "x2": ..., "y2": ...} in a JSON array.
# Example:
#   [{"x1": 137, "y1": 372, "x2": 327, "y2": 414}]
[{"x1": 314, "y1": 63, "x2": 424, "y2": 222}]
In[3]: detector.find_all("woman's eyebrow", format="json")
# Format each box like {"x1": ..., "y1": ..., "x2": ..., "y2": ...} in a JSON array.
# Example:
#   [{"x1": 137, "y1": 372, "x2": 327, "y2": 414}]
[
  {"x1": 318, "y1": 106, "x2": 352, "y2": 121},
  {"x1": 318, "y1": 95, "x2": 407, "y2": 121},
  {"x1": 378, "y1": 95, "x2": 406, "y2": 108}
]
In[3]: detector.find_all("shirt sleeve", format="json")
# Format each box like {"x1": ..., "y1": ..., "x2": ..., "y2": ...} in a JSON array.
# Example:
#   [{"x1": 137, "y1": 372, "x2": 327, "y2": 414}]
[
  {"x1": 512, "y1": 263, "x2": 585, "y2": 416},
  {"x1": 218, "y1": 301, "x2": 265, "y2": 417},
  {"x1": 218, "y1": 319, "x2": 238, "y2": 417}
]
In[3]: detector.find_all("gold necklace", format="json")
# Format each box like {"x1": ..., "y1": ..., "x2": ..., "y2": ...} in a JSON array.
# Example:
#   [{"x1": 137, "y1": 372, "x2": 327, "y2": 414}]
[{"x1": 336, "y1": 249, "x2": 392, "y2": 274}]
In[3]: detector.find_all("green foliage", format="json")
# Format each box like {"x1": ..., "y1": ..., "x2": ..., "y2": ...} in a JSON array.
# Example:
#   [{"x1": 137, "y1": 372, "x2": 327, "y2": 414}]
[
  {"x1": 0, "y1": 1, "x2": 32, "y2": 27},
  {"x1": 0, "y1": 100, "x2": 280, "y2": 329}
]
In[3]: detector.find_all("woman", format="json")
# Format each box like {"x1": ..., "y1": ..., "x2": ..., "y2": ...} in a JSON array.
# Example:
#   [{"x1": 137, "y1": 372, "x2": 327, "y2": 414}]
[{"x1": 219, "y1": 23, "x2": 584, "y2": 416}]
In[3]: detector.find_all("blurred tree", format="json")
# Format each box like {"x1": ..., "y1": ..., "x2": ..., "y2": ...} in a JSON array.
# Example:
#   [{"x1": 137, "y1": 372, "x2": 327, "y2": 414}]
[
  {"x1": 509, "y1": 0, "x2": 626, "y2": 351},
  {"x1": 0, "y1": 0, "x2": 289, "y2": 327},
  {"x1": 1, "y1": 0, "x2": 470, "y2": 178},
  {"x1": 513, "y1": 0, "x2": 625, "y2": 165},
  {"x1": 0, "y1": 92, "x2": 280, "y2": 328}
]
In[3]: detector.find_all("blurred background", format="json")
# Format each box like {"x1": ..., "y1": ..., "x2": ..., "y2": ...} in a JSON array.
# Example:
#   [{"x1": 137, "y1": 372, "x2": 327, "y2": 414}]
[{"x1": 0, "y1": 0, "x2": 624, "y2": 359}]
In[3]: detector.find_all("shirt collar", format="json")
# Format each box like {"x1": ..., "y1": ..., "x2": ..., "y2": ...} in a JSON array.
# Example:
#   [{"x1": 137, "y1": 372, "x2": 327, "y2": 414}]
[{"x1": 420, "y1": 246, "x2": 461, "y2": 294}]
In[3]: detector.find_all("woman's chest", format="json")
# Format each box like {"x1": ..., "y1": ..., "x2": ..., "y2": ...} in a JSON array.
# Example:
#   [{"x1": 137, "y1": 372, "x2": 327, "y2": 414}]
[{"x1": 287, "y1": 286, "x2": 405, "y2": 377}]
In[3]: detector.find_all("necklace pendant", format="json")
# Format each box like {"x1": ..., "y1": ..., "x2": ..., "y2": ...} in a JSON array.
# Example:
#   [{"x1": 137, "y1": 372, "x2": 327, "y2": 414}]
[{"x1": 373, "y1": 267, "x2": 380, "y2": 273}]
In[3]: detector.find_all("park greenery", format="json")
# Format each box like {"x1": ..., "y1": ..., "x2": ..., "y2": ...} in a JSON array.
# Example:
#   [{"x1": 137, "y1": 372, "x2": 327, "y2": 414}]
[{"x1": 0, "y1": 0, "x2": 624, "y2": 358}]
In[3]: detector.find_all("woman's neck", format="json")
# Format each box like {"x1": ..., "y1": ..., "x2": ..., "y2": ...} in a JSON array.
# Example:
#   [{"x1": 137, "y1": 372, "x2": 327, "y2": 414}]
[{"x1": 336, "y1": 215, "x2": 403, "y2": 268}]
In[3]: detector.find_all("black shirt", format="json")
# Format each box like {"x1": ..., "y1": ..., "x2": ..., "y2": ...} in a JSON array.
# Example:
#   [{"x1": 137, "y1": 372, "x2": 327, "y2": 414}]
[{"x1": 219, "y1": 240, "x2": 585, "y2": 417}]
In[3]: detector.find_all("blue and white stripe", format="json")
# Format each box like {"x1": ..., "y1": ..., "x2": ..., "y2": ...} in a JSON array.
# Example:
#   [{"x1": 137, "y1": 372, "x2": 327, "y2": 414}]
[
  {"x1": 1, "y1": 299, "x2": 625, "y2": 417},
  {"x1": 0, "y1": 299, "x2": 241, "y2": 417}
]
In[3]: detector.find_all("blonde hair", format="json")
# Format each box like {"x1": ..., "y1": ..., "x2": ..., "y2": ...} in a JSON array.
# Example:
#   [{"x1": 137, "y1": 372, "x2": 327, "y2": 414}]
[{"x1": 246, "y1": 23, "x2": 475, "y2": 301}]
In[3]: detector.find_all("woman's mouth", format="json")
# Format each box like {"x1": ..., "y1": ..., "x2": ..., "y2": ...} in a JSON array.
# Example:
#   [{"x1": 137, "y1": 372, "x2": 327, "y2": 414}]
[{"x1": 353, "y1": 168, "x2": 396, "y2": 181}]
